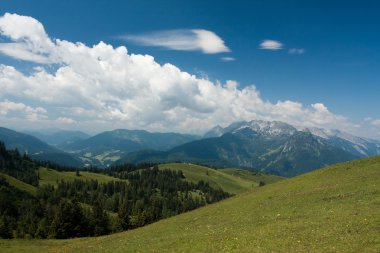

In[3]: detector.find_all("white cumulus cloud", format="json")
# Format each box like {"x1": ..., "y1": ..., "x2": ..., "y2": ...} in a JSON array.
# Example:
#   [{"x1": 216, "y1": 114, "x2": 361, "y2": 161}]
[
  {"x1": 259, "y1": 39, "x2": 283, "y2": 50},
  {"x1": 0, "y1": 13, "x2": 56, "y2": 63},
  {"x1": 0, "y1": 99, "x2": 47, "y2": 121},
  {"x1": 121, "y1": 29, "x2": 230, "y2": 54},
  {"x1": 0, "y1": 13, "x2": 369, "y2": 137}
]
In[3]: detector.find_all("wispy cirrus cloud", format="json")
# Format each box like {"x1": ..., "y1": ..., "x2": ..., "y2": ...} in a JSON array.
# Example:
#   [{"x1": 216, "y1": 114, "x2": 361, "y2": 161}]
[
  {"x1": 288, "y1": 48, "x2": 305, "y2": 54},
  {"x1": 221, "y1": 56, "x2": 235, "y2": 62},
  {"x1": 0, "y1": 43, "x2": 53, "y2": 63},
  {"x1": 121, "y1": 29, "x2": 230, "y2": 54},
  {"x1": 259, "y1": 39, "x2": 283, "y2": 50},
  {"x1": 259, "y1": 40, "x2": 306, "y2": 55}
]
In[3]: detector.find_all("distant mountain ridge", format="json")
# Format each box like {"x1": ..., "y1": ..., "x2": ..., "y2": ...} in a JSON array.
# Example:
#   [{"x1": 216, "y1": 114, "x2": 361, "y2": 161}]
[
  {"x1": 205, "y1": 120, "x2": 380, "y2": 158},
  {"x1": 303, "y1": 127, "x2": 380, "y2": 157},
  {"x1": 25, "y1": 130, "x2": 90, "y2": 148},
  {"x1": 0, "y1": 127, "x2": 84, "y2": 167},
  {"x1": 60, "y1": 129, "x2": 200, "y2": 167},
  {"x1": 204, "y1": 120, "x2": 297, "y2": 138},
  {"x1": 119, "y1": 120, "x2": 379, "y2": 176},
  {"x1": 2, "y1": 121, "x2": 379, "y2": 175}
]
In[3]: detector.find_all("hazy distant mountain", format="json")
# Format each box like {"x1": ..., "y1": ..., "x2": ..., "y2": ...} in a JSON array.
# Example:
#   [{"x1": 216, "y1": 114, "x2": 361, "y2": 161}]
[
  {"x1": 119, "y1": 120, "x2": 361, "y2": 176},
  {"x1": 303, "y1": 127, "x2": 380, "y2": 157},
  {"x1": 203, "y1": 125, "x2": 225, "y2": 138},
  {"x1": 62, "y1": 129, "x2": 200, "y2": 167},
  {"x1": 0, "y1": 127, "x2": 84, "y2": 167},
  {"x1": 25, "y1": 130, "x2": 90, "y2": 148}
]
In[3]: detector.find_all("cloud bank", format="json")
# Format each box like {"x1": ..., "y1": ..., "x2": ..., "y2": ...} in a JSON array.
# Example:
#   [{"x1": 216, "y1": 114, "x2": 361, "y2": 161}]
[
  {"x1": 0, "y1": 13, "x2": 377, "y2": 138},
  {"x1": 121, "y1": 29, "x2": 230, "y2": 54}
]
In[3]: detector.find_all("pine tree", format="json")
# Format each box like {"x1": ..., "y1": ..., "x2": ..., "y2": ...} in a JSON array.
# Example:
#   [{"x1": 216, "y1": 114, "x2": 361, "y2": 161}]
[
  {"x1": 117, "y1": 202, "x2": 130, "y2": 230},
  {"x1": 50, "y1": 199, "x2": 88, "y2": 238},
  {"x1": 91, "y1": 201, "x2": 109, "y2": 236},
  {"x1": 0, "y1": 215, "x2": 13, "y2": 238}
]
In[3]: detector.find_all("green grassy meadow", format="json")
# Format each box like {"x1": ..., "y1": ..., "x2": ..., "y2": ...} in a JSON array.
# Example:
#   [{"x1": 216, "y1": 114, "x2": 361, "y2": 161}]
[
  {"x1": 1, "y1": 156, "x2": 379, "y2": 252},
  {"x1": 159, "y1": 163, "x2": 283, "y2": 194},
  {"x1": 38, "y1": 167, "x2": 127, "y2": 187}
]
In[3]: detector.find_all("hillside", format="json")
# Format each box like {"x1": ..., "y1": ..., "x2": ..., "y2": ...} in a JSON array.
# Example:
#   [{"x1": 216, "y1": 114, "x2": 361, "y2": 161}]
[
  {"x1": 0, "y1": 144, "x2": 237, "y2": 240},
  {"x1": 38, "y1": 167, "x2": 127, "y2": 187},
  {"x1": 158, "y1": 163, "x2": 283, "y2": 194},
  {"x1": 4, "y1": 164, "x2": 269, "y2": 195},
  {"x1": 220, "y1": 168, "x2": 284, "y2": 185},
  {"x1": 1, "y1": 168, "x2": 125, "y2": 195},
  {"x1": 3, "y1": 156, "x2": 378, "y2": 252},
  {"x1": 0, "y1": 173, "x2": 37, "y2": 196}
]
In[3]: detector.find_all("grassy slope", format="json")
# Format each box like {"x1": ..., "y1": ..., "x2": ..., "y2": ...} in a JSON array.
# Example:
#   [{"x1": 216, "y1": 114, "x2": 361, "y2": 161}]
[
  {"x1": 38, "y1": 167, "x2": 126, "y2": 187},
  {"x1": 0, "y1": 173, "x2": 37, "y2": 196},
  {"x1": 220, "y1": 168, "x2": 284, "y2": 185},
  {"x1": 2, "y1": 156, "x2": 379, "y2": 252},
  {"x1": 1, "y1": 168, "x2": 125, "y2": 194},
  {"x1": 159, "y1": 163, "x2": 283, "y2": 195}
]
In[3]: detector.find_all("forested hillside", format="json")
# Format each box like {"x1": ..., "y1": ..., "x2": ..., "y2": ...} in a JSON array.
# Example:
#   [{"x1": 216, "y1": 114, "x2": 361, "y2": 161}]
[{"x1": 0, "y1": 142, "x2": 231, "y2": 239}]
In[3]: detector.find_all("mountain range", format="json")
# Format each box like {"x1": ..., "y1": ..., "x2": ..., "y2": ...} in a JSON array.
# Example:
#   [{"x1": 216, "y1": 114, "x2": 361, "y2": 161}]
[
  {"x1": 118, "y1": 120, "x2": 380, "y2": 176},
  {"x1": 1, "y1": 120, "x2": 379, "y2": 176},
  {"x1": 24, "y1": 129, "x2": 90, "y2": 149}
]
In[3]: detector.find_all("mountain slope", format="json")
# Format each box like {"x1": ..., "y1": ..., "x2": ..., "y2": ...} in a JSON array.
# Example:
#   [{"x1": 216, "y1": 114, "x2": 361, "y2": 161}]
[
  {"x1": 0, "y1": 127, "x2": 83, "y2": 167},
  {"x1": 3, "y1": 156, "x2": 379, "y2": 252},
  {"x1": 63, "y1": 129, "x2": 199, "y2": 167},
  {"x1": 260, "y1": 131, "x2": 358, "y2": 177}
]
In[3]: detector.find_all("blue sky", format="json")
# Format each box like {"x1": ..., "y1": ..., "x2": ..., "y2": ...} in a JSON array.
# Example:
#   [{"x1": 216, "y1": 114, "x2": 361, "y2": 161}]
[{"x1": 0, "y1": 0, "x2": 379, "y2": 138}]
